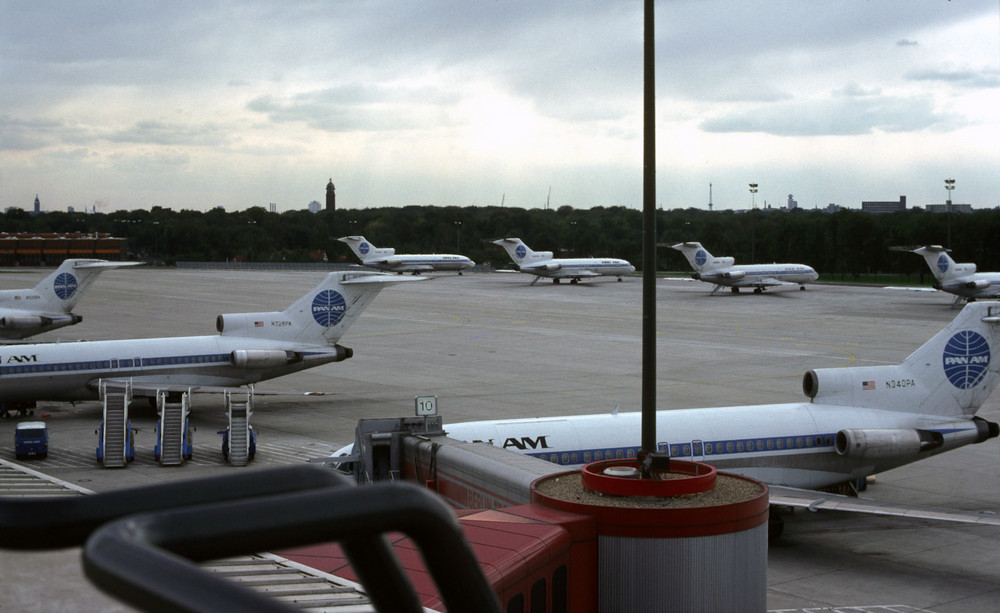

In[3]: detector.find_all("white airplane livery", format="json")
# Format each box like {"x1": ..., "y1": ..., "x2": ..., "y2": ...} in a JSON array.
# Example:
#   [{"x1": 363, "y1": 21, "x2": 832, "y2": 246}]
[
  {"x1": 491, "y1": 238, "x2": 635, "y2": 285},
  {"x1": 670, "y1": 241, "x2": 817, "y2": 294},
  {"x1": 338, "y1": 236, "x2": 474, "y2": 275},
  {"x1": 0, "y1": 272, "x2": 421, "y2": 403},
  {"x1": 911, "y1": 245, "x2": 1000, "y2": 304},
  {"x1": 382, "y1": 301, "x2": 1000, "y2": 526},
  {"x1": 0, "y1": 259, "x2": 141, "y2": 340}
]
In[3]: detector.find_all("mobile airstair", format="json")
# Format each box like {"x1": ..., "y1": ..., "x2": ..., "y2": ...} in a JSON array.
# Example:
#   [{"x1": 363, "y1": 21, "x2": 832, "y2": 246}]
[
  {"x1": 222, "y1": 390, "x2": 255, "y2": 466},
  {"x1": 154, "y1": 391, "x2": 193, "y2": 466},
  {"x1": 96, "y1": 381, "x2": 135, "y2": 468}
]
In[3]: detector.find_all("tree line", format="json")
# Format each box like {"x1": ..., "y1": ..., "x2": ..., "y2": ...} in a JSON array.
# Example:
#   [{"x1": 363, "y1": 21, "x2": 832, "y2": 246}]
[{"x1": 3, "y1": 204, "x2": 996, "y2": 280}]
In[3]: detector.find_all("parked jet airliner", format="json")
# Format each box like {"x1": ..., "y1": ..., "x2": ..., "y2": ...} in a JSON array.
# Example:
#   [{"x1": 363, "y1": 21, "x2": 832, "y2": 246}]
[
  {"x1": 338, "y1": 236, "x2": 474, "y2": 275},
  {"x1": 0, "y1": 259, "x2": 141, "y2": 340},
  {"x1": 491, "y1": 238, "x2": 635, "y2": 285},
  {"x1": 0, "y1": 272, "x2": 422, "y2": 404},
  {"x1": 670, "y1": 242, "x2": 817, "y2": 294},
  {"x1": 909, "y1": 245, "x2": 1000, "y2": 305},
  {"x1": 335, "y1": 301, "x2": 1000, "y2": 527}
]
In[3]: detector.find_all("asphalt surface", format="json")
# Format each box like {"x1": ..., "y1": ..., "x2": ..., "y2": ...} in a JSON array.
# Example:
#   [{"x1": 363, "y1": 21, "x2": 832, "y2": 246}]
[{"x1": 1, "y1": 266, "x2": 998, "y2": 612}]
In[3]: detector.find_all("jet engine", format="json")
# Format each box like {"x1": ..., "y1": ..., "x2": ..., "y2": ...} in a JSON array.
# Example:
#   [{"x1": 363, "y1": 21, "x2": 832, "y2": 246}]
[
  {"x1": 537, "y1": 262, "x2": 562, "y2": 272},
  {"x1": 721, "y1": 270, "x2": 746, "y2": 281},
  {"x1": 230, "y1": 350, "x2": 303, "y2": 369},
  {"x1": 0, "y1": 315, "x2": 51, "y2": 330},
  {"x1": 965, "y1": 279, "x2": 991, "y2": 290},
  {"x1": 0, "y1": 314, "x2": 79, "y2": 330},
  {"x1": 834, "y1": 428, "x2": 942, "y2": 460}
]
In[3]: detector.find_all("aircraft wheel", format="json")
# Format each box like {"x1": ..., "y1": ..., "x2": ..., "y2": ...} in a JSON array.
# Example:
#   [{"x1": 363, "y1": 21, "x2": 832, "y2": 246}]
[
  {"x1": 753, "y1": 287, "x2": 763, "y2": 294},
  {"x1": 800, "y1": 285, "x2": 806, "y2": 291},
  {"x1": 553, "y1": 279, "x2": 560, "y2": 284},
  {"x1": 731, "y1": 287, "x2": 740, "y2": 294},
  {"x1": 617, "y1": 277, "x2": 623, "y2": 282},
  {"x1": 570, "y1": 279, "x2": 578, "y2": 284}
]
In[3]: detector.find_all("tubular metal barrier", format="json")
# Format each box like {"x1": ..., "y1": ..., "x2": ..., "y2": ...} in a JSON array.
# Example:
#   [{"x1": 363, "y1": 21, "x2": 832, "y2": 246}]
[
  {"x1": 83, "y1": 481, "x2": 502, "y2": 613},
  {"x1": 2, "y1": 465, "x2": 502, "y2": 613},
  {"x1": 0, "y1": 465, "x2": 343, "y2": 550}
]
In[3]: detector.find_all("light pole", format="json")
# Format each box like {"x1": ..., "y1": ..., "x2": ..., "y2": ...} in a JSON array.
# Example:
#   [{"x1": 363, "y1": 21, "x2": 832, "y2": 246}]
[
  {"x1": 749, "y1": 183, "x2": 758, "y2": 209},
  {"x1": 454, "y1": 221, "x2": 462, "y2": 251},
  {"x1": 945, "y1": 178, "x2": 955, "y2": 251}
]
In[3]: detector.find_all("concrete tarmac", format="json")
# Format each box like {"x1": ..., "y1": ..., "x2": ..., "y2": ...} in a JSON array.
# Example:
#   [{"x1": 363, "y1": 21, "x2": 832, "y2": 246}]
[{"x1": 1, "y1": 267, "x2": 999, "y2": 612}]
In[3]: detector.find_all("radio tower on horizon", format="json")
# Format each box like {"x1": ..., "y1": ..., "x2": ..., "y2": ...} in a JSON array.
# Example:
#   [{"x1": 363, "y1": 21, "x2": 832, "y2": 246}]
[{"x1": 708, "y1": 183, "x2": 713, "y2": 211}]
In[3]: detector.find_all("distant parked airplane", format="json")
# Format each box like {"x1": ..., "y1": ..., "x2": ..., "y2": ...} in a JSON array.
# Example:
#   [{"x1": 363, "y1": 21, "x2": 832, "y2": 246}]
[
  {"x1": 0, "y1": 272, "x2": 422, "y2": 405},
  {"x1": 338, "y1": 236, "x2": 474, "y2": 275},
  {"x1": 908, "y1": 245, "x2": 1000, "y2": 305},
  {"x1": 491, "y1": 238, "x2": 634, "y2": 285},
  {"x1": 669, "y1": 242, "x2": 817, "y2": 294},
  {"x1": 0, "y1": 259, "x2": 141, "y2": 340}
]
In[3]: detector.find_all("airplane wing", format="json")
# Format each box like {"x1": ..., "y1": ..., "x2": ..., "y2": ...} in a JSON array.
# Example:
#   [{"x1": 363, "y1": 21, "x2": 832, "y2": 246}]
[
  {"x1": 751, "y1": 277, "x2": 797, "y2": 288},
  {"x1": 768, "y1": 485, "x2": 1000, "y2": 526},
  {"x1": 95, "y1": 379, "x2": 331, "y2": 397},
  {"x1": 550, "y1": 270, "x2": 601, "y2": 279}
]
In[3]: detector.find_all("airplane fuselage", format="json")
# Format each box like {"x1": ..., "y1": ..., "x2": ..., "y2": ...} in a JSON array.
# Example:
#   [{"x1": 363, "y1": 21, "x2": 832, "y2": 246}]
[
  {"x1": 361, "y1": 254, "x2": 473, "y2": 273},
  {"x1": 519, "y1": 258, "x2": 635, "y2": 279},
  {"x1": 697, "y1": 264, "x2": 818, "y2": 288},
  {"x1": 444, "y1": 404, "x2": 989, "y2": 490},
  {"x1": 0, "y1": 335, "x2": 345, "y2": 402}
]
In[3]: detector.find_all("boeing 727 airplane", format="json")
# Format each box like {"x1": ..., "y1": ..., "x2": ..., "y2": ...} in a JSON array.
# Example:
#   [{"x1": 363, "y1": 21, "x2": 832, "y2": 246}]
[
  {"x1": 670, "y1": 242, "x2": 817, "y2": 294},
  {"x1": 0, "y1": 259, "x2": 141, "y2": 340},
  {"x1": 909, "y1": 245, "x2": 1000, "y2": 305},
  {"x1": 0, "y1": 272, "x2": 422, "y2": 404},
  {"x1": 334, "y1": 301, "x2": 1000, "y2": 529},
  {"x1": 491, "y1": 238, "x2": 635, "y2": 285},
  {"x1": 338, "y1": 236, "x2": 474, "y2": 275}
]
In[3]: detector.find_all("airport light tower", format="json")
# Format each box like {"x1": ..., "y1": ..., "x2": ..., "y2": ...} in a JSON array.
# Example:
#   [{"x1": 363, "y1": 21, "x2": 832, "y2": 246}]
[
  {"x1": 749, "y1": 183, "x2": 758, "y2": 209},
  {"x1": 945, "y1": 178, "x2": 955, "y2": 251}
]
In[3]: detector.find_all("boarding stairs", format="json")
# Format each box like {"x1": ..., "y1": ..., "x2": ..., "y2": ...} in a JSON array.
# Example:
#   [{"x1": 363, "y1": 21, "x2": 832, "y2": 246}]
[
  {"x1": 99, "y1": 381, "x2": 131, "y2": 468},
  {"x1": 157, "y1": 391, "x2": 190, "y2": 466},
  {"x1": 225, "y1": 391, "x2": 253, "y2": 466}
]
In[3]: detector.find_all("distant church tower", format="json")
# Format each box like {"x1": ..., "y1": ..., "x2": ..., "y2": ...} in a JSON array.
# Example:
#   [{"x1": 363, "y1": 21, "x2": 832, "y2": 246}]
[
  {"x1": 34, "y1": 194, "x2": 40, "y2": 214},
  {"x1": 326, "y1": 178, "x2": 336, "y2": 211}
]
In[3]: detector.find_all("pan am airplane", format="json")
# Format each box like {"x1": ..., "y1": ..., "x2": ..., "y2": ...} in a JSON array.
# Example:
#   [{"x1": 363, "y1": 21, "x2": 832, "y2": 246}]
[
  {"x1": 0, "y1": 272, "x2": 422, "y2": 404},
  {"x1": 336, "y1": 301, "x2": 1000, "y2": 531},
  {"x1": 338, "y1": 236, "x2": 474, "y2": 275},
  {"x1": 908, "y1": 245, "x2": 1000, "y2": 305},
  {"x1": 670, "y1": 241, "x2": 817, "y2": 294},
  {"x1": 491, "y1": 238, "x2": 635, "y2": 285},
  {"x1": 0, "y1": 259, "x2": 141, "y2": 341}
]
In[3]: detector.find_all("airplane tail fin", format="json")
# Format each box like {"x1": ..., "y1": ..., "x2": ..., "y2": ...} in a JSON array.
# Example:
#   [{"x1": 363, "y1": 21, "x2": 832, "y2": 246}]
[
  {"x1": 217, "y1": 272, "x2": 424, "y2": 346},
  {"x1": 32, "y1": 259, "x2": 142, "y2": 312},
  {"x1": 912, "y1": 245, "x2": 958, "y2": 281},
  {"x1": 337, "y1": 236, "x2": 395, "y2": 263},
  {"x1": 670, "y1": 242, "x2": 719, "y2": 272},
  {"x1": 804, "y1": 301, "x2": 1000, "y2": 418},
  {"x1": 491, "y1": 238, "x2": 533, "y2": 264}
]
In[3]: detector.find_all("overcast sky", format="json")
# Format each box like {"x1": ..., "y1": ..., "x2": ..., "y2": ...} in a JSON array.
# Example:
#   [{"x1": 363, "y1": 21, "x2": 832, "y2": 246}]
[{"x1": 2, "y1": 1, "x2": 998, "y2": 214}]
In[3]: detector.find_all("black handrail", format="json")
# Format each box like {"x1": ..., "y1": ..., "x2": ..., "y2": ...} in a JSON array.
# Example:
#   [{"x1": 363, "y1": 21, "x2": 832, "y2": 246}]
[
  {"x1": 83, "y1": 480, "x2": 501, "y2": 613},
  {"x1": 0, "y1": 465, "x2": 343, "y2": 550}
]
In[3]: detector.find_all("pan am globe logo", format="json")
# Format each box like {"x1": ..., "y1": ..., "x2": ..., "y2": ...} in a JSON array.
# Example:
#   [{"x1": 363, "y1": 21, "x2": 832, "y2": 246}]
[
  {"x1": 937, "y1": 254, "x2": 950, "y2": 274},
  {"x1": 942, "y1": 330, "x2": 990, "y2": 389},
  {"x1": 695, "y1": 249, "x2": 707, "y2": 267},
  {"x1": 515, "y1": 244, "x2": 527, "y2": 259},
  {"x1": 54, "y1": 273, "x2": 78, "y2": 300},
  {"x1": 311, "y1": 290, "x2": 347, "y2": 327},
  {"x1": 359, "y1": 242, "x2": 371, "y2": 256}
]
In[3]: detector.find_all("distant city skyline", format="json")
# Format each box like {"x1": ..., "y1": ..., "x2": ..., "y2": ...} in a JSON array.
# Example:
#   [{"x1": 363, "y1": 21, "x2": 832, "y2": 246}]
[{"x1": 2, "y1": 2, "x2": 998, "y2": 213}]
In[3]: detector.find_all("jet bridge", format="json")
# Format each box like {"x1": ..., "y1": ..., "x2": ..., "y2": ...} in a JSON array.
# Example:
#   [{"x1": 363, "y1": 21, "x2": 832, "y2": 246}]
[
  {"x1": 222, "y1": 390, "x2": 256, "y2": 466},
  {"x1": 96, "y1": 381, "x2": 135, "y2": 468},
  {"x1": 154, "y1": 391, "x2": 193, "y2": 465}
]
